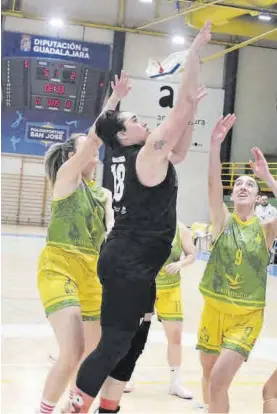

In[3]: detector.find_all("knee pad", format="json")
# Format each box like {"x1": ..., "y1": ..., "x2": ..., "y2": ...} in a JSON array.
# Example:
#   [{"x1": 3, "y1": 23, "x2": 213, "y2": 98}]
[
  {"x1": 76, "y1": 327, "x2": 133, "y2": 396},
  {"x1": 110, "y1": 320, "x2": 151, "y2": 382}
]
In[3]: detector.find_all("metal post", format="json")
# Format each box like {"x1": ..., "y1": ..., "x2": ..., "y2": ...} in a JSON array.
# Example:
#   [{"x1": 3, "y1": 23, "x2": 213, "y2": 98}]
[{"x1": 220, "y1": 49, "x2": 239, "y2": 163}]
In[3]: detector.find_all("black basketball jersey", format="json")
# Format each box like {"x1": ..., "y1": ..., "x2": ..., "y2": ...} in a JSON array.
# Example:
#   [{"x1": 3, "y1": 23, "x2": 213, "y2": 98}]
[{"x1": 108, "y1": 145, "x2": 178, "y2": 245}]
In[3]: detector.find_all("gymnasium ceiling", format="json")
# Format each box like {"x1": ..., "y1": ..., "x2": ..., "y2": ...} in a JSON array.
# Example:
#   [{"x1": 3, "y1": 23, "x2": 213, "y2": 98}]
[{"x1": 2, "y1": 0, "x2": 277, "y2": 48}]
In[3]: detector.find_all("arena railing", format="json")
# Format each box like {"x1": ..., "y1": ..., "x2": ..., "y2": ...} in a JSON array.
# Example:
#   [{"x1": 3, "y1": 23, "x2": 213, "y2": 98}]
[{"x1": 221, "y1": 162, "x2": 277, "y2": 192}]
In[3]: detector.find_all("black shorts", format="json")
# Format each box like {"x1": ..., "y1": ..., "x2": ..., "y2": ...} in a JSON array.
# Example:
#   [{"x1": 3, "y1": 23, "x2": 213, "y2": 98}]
[{"x1": 98, "y1": 237, "x2": 170, "y2": 331}]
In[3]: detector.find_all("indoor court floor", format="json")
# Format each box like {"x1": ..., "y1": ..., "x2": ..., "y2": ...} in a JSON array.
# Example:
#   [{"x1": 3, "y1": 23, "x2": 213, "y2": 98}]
[{"x1": 1, "y1": 225, "x2": 277, "y2": 413}]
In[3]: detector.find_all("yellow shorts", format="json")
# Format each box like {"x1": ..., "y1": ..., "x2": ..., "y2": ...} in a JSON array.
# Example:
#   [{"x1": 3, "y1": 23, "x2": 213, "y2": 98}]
[
  {"x1": 196, "y1": 299, "x2": 264, "y2": 359},
  {"x1": 155, "y1": 285, "x2": 183, "y2": 321},
  {"x1": 37, "y1": 246, "x2": 102, "y2": 320}
]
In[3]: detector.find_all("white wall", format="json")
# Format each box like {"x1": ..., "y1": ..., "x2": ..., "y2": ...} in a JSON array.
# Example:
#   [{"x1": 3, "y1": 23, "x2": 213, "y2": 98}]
[
  {"x1": 1, "y1": 154, "x2": 23, "y2": 174},
  {"x1": 231, "y1": 47, "x2": 277, "y2": 162},
  {"x1": 21, "y1": 0, "x2": 119, "y2": 25},
  {"x1": 3, "y1": 16, "x2": 114, "y2": 44},
  {"x1": 1, "y1": 153, "x2": 103, "y2": 183},
  {"x1": 175, "y1": 152, "x2": 210, "y2": 225}
]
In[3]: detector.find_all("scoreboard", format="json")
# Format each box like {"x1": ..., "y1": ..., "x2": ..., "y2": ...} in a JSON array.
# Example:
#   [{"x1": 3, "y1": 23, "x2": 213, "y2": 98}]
[{"x1": 2, "y1": 57, "x2": 109, "y2": 117}]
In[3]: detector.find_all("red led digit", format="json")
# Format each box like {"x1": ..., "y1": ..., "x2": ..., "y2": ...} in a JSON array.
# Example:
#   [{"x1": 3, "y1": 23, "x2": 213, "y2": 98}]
[
  {"x1": 36, "y1": 97, "x2": 41, "y2": 105},
  {"x1": 70, "y1": 71, "x2": 77, "y2": 80},
  {"x1": 44, "y1": 84, "x2": 65, "y2": 95},
  {"x1": 48, "y1": 99, "x2": 60, "y2": 108},
  {"x1": 44, "y1": 83, "x2": 54, "y2": 93},
  {"x1": 56, "y1": 84, "x2": 65, "y2": 94},
  {"x1": 44, "y1": 68, "x2": 49, "y2": 78},
  {"x1": 65, "y1": 100, "x2": 72, "y2": 110}
]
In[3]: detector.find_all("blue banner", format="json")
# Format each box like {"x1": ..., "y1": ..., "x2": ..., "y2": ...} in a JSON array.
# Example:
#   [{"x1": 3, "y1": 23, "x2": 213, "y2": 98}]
[
  {"x1": 1, "y1": 109, "x2": 104, "y2": 161},
  {"x1": 2, "y1": 31, "x2": 111, "y2": 67},
  {"x1": 25, "y1": 123, "x2": 69, "y2": 144}
]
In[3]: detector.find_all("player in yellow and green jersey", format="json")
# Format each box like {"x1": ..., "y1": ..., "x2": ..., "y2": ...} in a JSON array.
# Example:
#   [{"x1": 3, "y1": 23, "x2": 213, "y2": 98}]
[
  {"x1": 37, "y1": 72, "x2": 132, "y2": 414},
  {"x1": 197, "y1": 114, "x2": 277, "y2": 414}
]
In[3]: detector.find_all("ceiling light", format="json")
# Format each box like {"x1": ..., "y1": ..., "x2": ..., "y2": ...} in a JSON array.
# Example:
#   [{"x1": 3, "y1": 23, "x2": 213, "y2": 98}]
[
  {"x1": 172, "y1": 35, "x2": 186, "y2": 45},
  {"x1": 139, "y1": 0, "x2": 153, "y2": 3},
  {"x1": 258, "y1": 14, "x2": 272, "y2": 21},
  {"x1": 49, "y1": 18, "x2": 65, "y2": 28}
]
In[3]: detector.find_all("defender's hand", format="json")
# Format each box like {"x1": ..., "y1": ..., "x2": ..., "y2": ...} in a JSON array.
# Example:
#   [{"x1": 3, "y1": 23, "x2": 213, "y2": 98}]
[
  {"x1": 210, "y1": 114, "x2": 236, "y2": 146},
  {"x1": 111, "y1": 70, "x2": 132, "y2": 101},
  {"x1": 250, "y1": 147, "x2": 271, "y2": 181}
]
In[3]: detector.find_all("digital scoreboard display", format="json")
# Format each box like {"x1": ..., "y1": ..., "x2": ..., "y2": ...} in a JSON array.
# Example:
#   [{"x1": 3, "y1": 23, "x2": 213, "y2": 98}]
[{"x1": 1, "y1": 57, "x2": 109, "y2": 117}]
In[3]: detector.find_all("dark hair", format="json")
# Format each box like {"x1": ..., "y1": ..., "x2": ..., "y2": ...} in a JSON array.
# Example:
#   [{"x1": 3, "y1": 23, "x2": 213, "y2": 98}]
[
  {"x1": 44, "y1": 133, "x2": 84, "y2": 186},
  {"x1": 95, "y1": 110, "x2": 126, "y2": 150}
]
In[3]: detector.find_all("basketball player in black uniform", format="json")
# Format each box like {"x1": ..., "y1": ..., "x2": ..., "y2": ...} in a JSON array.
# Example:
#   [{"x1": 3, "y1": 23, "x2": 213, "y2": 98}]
[{"x1": 70, "y1": 22, "x2": 212, "y2": 413}]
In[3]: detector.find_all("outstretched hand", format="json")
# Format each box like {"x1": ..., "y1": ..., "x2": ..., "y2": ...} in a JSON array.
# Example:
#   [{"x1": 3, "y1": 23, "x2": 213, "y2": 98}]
[
  {"x1": 111, "y1": 70, "x2": 132, "y2": 101},
  {"x1": 249, "y1": 147, "x2": 271, "y2": 181},
  {"x1": 211, "y1": 114, "x2": 236, "y2": 146},
  {"x1": 191, "y1": 21, "x2": 212, "y2": 56}
]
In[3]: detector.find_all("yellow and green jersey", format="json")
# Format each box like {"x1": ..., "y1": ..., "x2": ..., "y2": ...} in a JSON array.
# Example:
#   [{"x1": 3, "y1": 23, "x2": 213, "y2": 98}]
[
  {"x1": 156, "y1": 225, "x2": 182, "y2": 289},
  {"x1": 199, "y1": 213, "x2": 270, "y2": 314},
  {"x1": 46, "y1": 179, "x2": 107, "y2": 255}
]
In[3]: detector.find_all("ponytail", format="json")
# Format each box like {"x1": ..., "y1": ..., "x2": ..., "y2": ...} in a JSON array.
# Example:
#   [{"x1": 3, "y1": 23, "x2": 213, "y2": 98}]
[
  {"x1": 44, "y1": 142, "x2": 64, "y2": 187},
  {"x1": 44, "y1": 135, "x2": 83, "y2": 186}
]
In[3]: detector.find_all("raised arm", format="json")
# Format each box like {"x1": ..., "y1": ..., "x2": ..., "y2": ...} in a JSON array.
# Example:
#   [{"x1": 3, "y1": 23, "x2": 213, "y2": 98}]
[
  {"x1": 56, "y1": 72, "x2": 131, "y2": 185},
  {"x1": 164, "y1": 224, "x2": 196, "y2": 275},
  {"x1": 208, "y1": 114, "x2": 236, "y2": 238},
  {"x1": 136, "y1": 22, "x2": 212, "y2": 186},
  {"x1": 56, "y1": 132, "x2": 100, "y2": 186},
  {"x1": 90, "y1": 71, "x2": 131, "y2": 134},
  {"x1": 250, "y1": 147, "x2": 277, "y2": 199},
  {"x1": 250, "y1": 147, "x2": 277, "y2": 244},
  {"x1": 169, "y1": 86, "x2": 208, "y2": 165}
]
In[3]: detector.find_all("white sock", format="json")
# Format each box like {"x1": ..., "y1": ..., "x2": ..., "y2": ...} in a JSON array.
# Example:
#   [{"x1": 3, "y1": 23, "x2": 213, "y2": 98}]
[
  {"x1": 169, "y1": 367, "x2": 193, "y2": 399},
  {"x1": 170, "y1": 366, "x2": 182, "y2": 384}
]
